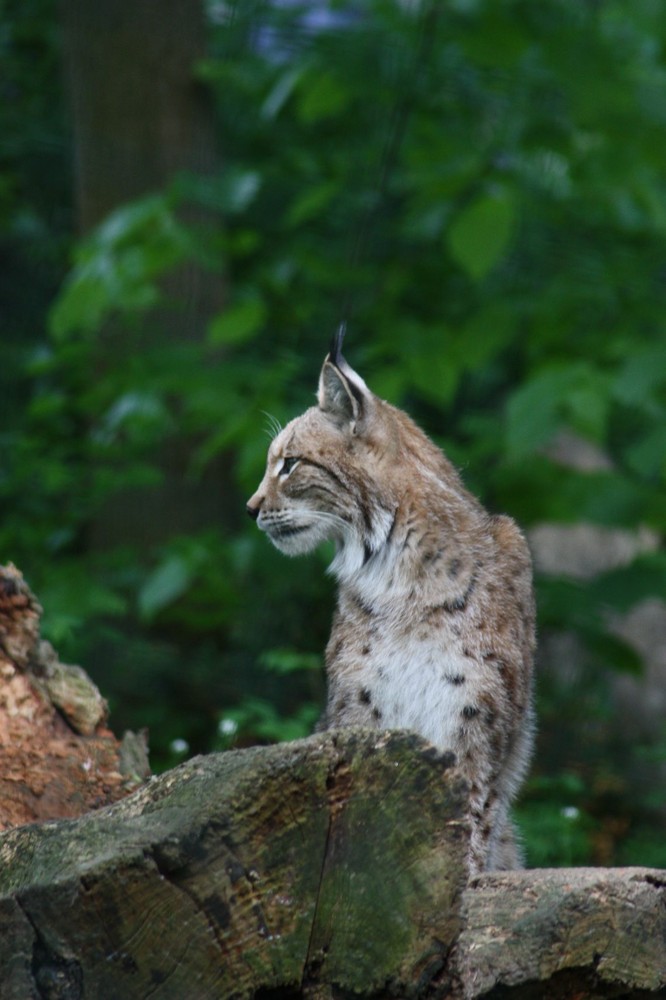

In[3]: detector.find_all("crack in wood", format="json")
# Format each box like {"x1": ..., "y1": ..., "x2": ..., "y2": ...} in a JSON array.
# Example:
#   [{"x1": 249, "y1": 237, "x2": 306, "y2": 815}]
[
  {"x1": 16, "y1": 895, "x2": 83, "y2": 1000},
  {"x1": 300, "y1": 755, "x2": 346, "y2": 993}
]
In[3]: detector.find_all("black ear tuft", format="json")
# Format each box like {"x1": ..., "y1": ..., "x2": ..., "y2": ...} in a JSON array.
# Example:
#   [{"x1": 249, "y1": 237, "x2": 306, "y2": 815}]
[
  {"x1": 318, "y1": 323, "x2": 372, "y2": 429},
  {"x1": 328, "y1": 322, "x2": 347, "y2": 368}
]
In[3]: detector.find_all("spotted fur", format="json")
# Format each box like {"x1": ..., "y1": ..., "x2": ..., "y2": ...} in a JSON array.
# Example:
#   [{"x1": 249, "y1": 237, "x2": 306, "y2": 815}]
[{"x1": 247, "y1": 344, "x2": 535, "y2": 873}]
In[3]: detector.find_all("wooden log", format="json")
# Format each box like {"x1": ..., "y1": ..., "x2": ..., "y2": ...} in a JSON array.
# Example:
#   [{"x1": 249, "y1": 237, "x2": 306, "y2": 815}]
[
  {"x1": 1, "y1": 562, "x2": 664, "y2": 997},
  {"x1": 452, "y1": 867, "x2": 666, "y2": 998},
  {"x1": 0, "y1": 730, "x2": 469, "y2": 999},
  {"x1": 0, "y1": 728, "x2": 664, "y2": 998}
]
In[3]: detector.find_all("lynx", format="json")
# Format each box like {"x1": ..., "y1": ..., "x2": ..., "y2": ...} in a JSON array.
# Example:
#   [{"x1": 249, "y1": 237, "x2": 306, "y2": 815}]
[{"x1": 247, "y1": 332, "x2": 536, "y2": 872}]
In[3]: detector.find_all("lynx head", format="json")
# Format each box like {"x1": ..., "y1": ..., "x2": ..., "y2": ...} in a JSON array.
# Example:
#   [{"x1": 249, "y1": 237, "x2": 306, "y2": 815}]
[{"x1": 247, "y1": 329, "x2": 401, "y2": 578}]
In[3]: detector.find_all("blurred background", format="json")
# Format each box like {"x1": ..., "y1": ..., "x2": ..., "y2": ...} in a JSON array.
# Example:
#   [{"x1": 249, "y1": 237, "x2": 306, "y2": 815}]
[{"x1": 2, "y1": 0, "x2": 666, "y2": 867}]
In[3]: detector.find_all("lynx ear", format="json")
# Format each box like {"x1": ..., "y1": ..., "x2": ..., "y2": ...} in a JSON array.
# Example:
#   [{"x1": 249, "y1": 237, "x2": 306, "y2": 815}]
[{"x1": 317, "y1": 327, "x2": 371, "y2": 430}]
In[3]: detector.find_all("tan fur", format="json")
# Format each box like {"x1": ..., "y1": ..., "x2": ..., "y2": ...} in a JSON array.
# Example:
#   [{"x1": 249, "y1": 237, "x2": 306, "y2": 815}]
[{"x1": 248, "y1": 347, "x2": 535, "y2": 873}]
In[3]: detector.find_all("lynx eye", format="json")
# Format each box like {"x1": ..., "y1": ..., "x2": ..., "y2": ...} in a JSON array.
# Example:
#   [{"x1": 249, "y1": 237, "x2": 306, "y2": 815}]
[{"x1": 279, "y1": 456, "x2": 300, "y2": 477}]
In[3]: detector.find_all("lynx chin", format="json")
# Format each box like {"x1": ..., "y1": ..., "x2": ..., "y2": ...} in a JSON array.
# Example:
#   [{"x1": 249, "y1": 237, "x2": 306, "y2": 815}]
[{"x1": 247, "y1": 332, "x2": 536, "y2": 873}]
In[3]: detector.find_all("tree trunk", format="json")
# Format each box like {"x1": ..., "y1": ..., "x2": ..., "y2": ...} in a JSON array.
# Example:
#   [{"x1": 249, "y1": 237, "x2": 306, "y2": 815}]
[
  {"x1": 60, "y1": 0, "x2": 231, "y2": 552},
  {"x1": 61, "y1": 0, "x2": 214, "y2": 232}
]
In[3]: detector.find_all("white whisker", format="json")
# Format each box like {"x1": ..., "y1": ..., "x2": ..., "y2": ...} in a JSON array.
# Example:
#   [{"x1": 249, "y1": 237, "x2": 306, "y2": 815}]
[
  {"x1": 261, "y1": 411, "x2": 283, "y2": 440},
  {"x1": 302, "y1": 509, "x2": 349, "y2": 533}
]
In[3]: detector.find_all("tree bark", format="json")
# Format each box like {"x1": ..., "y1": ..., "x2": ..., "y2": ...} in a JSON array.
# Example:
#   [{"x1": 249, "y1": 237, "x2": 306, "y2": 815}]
[
  {"x1": 61, "y1": 0, "x2": 214, "y2": 232},
  {"x1": 60, "y1": 0, "x2": 231, "y2": 553},
  {"x1": 0, "y1": 564, "x2": 147, "y2": 830},
  {"x1": 453, "y1": 867, "x2": 666, "y2": 998}
]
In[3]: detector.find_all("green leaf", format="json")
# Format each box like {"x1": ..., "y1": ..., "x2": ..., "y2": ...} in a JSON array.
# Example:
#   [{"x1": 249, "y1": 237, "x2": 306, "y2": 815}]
[
  {"x1": 457, "y1": 304, "x2": 516, "y2": 369},
  {"x1": 208, "y1": 297, "x2": 267, "y2": 346},
  {"x1": 496, "y1": 459, "x2": 655, "y2": 529},
  {"x1": 95, "y1": 391, "x2": 170, "y2": 447},
  {"x1": 624, "y1": 425, "x2": 666, "y2": 478},
  {"x1": 38, "y1": 567, "x2": 128, "y2": 646},
  {"x1": 172, "y1": 170, "x2": 261, "y2": 214},
  {"x1": 95, "y1": 195, "x2": 166, "y2": 245},
  {"x1": 613, "y1": 346, "x2": 666, "y2": 408},
  {"x1": 50, "y1": 262, "x2": 110, "y2": 340},
  {"x1": 261, "y1": 66, "x2": 303, "y2": 120},
  {"x1": 297, "y1": 70, "x2": 351, "y2": 124},
  {"x1": 217, "y1": 698, "x2": 319, "y2": 745},
  {"x1": 505, "y1": 362, "x2": 609, "y2": 460},
  {"x1": 579, "y1": 629, "x2": 643, "y2": 676},
  {"x1": 536, "y1": 577, "x2": 600, "y2": 630},
  {"x1": 138, "y1": 556, "x2": 193, "y2": 621},
  {"x1": 447, "y1": 189, "x2": 515, "y2": 281},
  {"x1": 535, "y1": 575, "x2": 644, "y2": 676},
  {"x1": 285, "y1": 181, "x2": 339, "y2": 228},
  {"x1": 259, "y1": 648, "x2": 322, "y2": 674},
  {"x1": 505, "y1": 367, "x2": 572, "y2": 459},
  {"x1": 398, "y1": 320, "x2": 460, "y2": 406},
  {"x1": 590, "y1": 553, "x2": 666, "y2": 613},
  {"x1": 50, "y1": 194, "x2": 193, "y2": 338},
  {"x1": 460, "y1": 9, "x2": 530, "y2": 69}
]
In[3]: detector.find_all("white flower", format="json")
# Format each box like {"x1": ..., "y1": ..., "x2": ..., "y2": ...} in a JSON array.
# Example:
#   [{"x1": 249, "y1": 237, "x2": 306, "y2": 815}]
[{"x1": 219, "y1": 718, "x2": 238, "y2": 737}]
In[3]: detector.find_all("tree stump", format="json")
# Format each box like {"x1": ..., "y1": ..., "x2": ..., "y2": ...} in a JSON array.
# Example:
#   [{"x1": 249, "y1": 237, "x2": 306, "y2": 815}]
[{"x1": 0, "y1": 564, "x2": 148, "y2": 830}]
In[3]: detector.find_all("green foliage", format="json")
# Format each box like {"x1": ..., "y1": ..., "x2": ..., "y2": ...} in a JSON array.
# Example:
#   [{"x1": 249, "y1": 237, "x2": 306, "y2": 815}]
[
  {"x1": 448, "y1": 188, "x2": 516, "y2": 282},
  {"x1": 215, "y1": 697, "x2": 320, "y2": 750},
  {"x1": 51, "y1": 195, "x2": 201, "y2": 339},
  {"x1": 0, "y1": 0, "x2": 72, "y2": 441},
  {"x1": 3, "y1": 0, "x2": 666, "y2": 864},
  {"x1": 516, "y1": 773, "x2": 595, "y2": 868}
]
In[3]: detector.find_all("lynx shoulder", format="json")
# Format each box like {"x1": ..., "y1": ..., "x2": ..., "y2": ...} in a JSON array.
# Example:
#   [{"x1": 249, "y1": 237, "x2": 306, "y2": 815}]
[{"x1": 248, "y1": 337, "x2": 536, "y2": 873}]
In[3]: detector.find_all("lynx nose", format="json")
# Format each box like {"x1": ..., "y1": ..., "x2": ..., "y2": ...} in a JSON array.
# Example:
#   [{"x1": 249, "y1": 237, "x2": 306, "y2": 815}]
[{"x1": 246, "y1": 496, "x2": 262, "y2": 520}]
